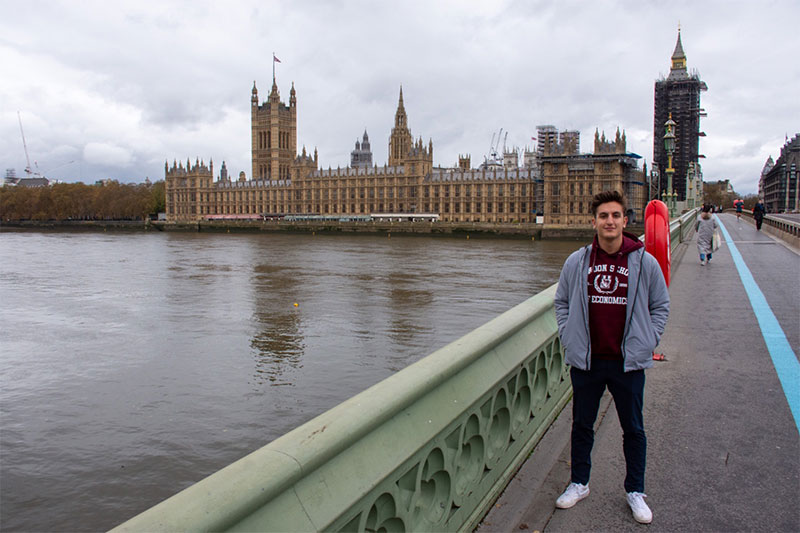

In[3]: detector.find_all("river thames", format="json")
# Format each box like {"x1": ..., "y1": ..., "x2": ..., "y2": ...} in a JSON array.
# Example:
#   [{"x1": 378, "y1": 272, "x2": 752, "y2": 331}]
[{"x1": 0, "y1": 231, "x2": 581, "y2": 531}]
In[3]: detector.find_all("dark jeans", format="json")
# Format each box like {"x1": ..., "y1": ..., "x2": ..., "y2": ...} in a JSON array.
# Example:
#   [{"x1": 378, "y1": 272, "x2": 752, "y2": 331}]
[{"x1": 570, "y1": 359, "x2": 646, "y2": 493}]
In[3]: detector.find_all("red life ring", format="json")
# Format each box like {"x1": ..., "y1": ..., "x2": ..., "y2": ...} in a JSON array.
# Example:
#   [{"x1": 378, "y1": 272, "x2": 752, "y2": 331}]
[{"x1": 644, "y1": 200, "x2": 671, "y2": 287}]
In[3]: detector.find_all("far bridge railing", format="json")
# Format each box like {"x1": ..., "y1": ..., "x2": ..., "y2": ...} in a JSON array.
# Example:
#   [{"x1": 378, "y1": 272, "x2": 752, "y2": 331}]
[{"x1": 729, "y1": 209, "x2": 799, "y2": 247}]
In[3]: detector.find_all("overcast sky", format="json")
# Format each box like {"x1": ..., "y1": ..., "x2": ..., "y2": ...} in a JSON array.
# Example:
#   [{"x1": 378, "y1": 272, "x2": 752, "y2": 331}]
[{"x1": 2, "y1": 1, "x2": 797, "y2": 194}]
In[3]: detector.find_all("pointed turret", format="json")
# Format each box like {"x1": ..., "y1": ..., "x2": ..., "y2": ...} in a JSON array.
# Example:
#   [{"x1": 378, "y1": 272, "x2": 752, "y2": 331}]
[
  {"x1": 394, "y1": 86, "x2": 407, "y2": 128},
  {"x1": 667, "y1": 28, "x2": 689, "y2": 80},
  {"x1": 270, "y1": 79, "x2": 280, "y2": 102},
  {"x1": 388, "y1": 85, "x2": 413, "y2": 167},
  {"x1": 672, "y1": 30, "x2": 686, "y2": 66},
  {"x1": 290, "y1": 81, "x2": 296, "y2": 108}
]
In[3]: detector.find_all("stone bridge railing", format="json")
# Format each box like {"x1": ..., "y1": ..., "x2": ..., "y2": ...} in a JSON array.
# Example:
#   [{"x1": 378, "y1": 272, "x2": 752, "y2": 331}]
[
  {"x1": 727, "y1": 209, "x2": 799, "y2": 247},
  {"x1": 114, "y1": 209, "x2": 697, "y2": 533},
  {"x1": 114, "y1": 286, "x2": 570, "y2": 532}
]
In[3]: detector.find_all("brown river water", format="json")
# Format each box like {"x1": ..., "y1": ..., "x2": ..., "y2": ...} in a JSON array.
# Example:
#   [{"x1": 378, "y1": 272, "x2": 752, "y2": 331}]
[{"x1": 0, "y1": 231, "x2": 581, "y2": 531}]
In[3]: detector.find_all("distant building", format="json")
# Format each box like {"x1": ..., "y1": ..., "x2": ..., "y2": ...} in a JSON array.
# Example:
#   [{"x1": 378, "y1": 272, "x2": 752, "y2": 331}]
[
  {"x1": 166, "y1": 83, "x2": 539, "y2": 224},
  {"x1": 17, "y1": 177, "x2": 50, "y2": 188},
  {"x1": 653, "y1": 29, "x2": 707, "y2": 202},
  {"x1": 4, "y1": 168, "x2": 19, "y2": 186},
  {"x1": 536, "y1": 125, "x2": 558, "y2": 155},
  {"x1": 3, "y1": 168, "x2": 52, "y2": 188},
  {"x1": 541, "y1": 128, "x2": 646, "y2": 224},
  {"x1": 165, "y1": 79, "x2": 644, "y2": 226},
  {"x1": 350, "y1": 131, "x2": 373, "y2": 169},
  {"x1": 759, "y1": 156, "x2": 774, "y2": 201},
  {"x1": 762, "y1": 134, "x2": 800, "y2": 213}
]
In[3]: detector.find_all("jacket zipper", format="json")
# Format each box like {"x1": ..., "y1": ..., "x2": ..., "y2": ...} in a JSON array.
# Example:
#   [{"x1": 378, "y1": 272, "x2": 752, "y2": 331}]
[{"x1": 621, "y1": 248, "x2": 644, "y2": 365}]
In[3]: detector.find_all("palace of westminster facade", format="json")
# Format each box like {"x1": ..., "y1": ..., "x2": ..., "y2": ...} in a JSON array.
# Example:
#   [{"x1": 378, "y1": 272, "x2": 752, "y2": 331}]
[{"x1": 165, "y1": 77, "x2": 647, "y2": 225}]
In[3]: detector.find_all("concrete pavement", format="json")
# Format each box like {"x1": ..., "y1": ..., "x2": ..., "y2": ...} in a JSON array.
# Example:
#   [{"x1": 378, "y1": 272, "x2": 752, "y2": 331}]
[{"x1": 478, "y1": 213, "x2": 800, "y2": 532}]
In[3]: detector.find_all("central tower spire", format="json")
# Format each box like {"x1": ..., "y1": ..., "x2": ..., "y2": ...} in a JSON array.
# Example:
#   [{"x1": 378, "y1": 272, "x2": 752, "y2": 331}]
[{"x1": 388, "y1": 86, "x2": 412, "y2": 167}]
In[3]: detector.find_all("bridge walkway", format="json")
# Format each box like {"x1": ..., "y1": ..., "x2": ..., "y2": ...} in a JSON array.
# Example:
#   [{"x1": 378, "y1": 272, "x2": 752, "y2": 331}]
[{"x1": 479, "y1": 213, "x2": 800, "y2": 532}]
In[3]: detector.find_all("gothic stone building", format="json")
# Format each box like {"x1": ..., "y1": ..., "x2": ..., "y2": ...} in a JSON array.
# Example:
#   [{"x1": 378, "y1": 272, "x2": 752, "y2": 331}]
[
  {"x1": 541, "y1": 128, "x2": 646, "y2": 224},
  {"x1": 762, "y1": 134, "x2": 800, "y2": 213},
  {"x1": 165, "y1": 79, "x2": 646, "y2": 225}
]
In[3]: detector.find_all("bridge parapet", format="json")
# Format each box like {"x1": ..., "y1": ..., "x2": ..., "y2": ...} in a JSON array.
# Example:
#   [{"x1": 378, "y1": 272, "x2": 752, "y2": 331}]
[
  {"x1": 729, "y1": 210, "x2": 799, "y2": 248},
  {"x1": 114, "y1": 286, "x2": 571, "y2": 532},
  {"x1": 671, "y1": 208, "x2": 698, "y2": 245}
]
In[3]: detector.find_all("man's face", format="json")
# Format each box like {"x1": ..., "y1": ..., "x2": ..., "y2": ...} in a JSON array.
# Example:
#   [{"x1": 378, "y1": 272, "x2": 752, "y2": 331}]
[{"x1": 592, "y1": 201, "x2": 627, "y2": 241}]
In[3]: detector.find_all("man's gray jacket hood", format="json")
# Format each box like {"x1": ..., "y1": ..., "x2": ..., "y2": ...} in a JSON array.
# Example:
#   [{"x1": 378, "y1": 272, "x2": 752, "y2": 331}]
[{"x1": 554, "y1": 237, "x2": 670, "y2": 372}]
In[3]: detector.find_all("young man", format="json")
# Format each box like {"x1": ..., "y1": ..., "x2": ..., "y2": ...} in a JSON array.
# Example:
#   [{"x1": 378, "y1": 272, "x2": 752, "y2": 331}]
[{"x1": 553, "y1": 191, "x2": 670, "y2": 524}]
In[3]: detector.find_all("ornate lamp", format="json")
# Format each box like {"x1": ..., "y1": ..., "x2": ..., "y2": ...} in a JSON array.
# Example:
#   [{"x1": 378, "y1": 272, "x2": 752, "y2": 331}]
[{"x1": 663, "y1": 114, "x2": 678, "y2": 217}]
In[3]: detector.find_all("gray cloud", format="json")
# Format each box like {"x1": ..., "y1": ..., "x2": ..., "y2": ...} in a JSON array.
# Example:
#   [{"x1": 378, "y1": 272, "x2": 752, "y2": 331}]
[{"x1": 1, "y1": 0, "x2": 798, "y2": 194}]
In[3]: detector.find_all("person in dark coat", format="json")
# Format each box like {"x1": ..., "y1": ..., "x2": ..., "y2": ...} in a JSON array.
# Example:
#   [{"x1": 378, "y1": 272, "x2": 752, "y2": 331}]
[{"x1": 753, "y1": 200, "x2": 766, "y2": 230}]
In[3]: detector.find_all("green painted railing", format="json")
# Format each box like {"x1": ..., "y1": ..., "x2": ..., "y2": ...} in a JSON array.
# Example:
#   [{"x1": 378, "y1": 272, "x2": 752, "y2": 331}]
[
  {"x1": 671, "y1": 208, "x2": 699, "y2": 247},
  {"x1": 114, "y1": 285, "x2": 571, "y2": 532}
]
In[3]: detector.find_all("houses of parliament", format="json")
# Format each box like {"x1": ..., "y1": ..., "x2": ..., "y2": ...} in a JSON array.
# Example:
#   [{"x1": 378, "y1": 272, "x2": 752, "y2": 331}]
[{"x1": 165, "y1": 76, "x2": 647, "y2": 226}]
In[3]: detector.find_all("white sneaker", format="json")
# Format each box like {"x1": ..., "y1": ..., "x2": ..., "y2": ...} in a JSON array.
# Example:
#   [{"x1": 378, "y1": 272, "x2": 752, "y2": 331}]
[
  {"x1": 555, "y1": 482, "x2": 589, "y2": 509},
  {"x1": 627, "y1": 492, "x2": 652, "y2": 524}
]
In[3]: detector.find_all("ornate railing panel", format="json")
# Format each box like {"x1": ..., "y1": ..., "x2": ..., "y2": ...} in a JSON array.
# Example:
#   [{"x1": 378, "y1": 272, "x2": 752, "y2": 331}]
[
  {"x1": 670, "y1": 208, "x2": 698, "y2": 247},
  {"x1": 113, "y1": 285, "x2": 571, "y2": 532}
]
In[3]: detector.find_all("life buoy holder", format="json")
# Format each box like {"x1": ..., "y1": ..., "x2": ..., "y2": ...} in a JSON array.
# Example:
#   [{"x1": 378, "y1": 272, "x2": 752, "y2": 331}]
[{"x1": 644, "y1": 200, "x2": 671, "y2": 287}]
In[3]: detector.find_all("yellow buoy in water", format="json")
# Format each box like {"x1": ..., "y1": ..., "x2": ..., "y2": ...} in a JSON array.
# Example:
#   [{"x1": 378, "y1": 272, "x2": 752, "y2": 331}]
[{"x1": 293, "y1": 302, "x2": 299, "y2": 307}]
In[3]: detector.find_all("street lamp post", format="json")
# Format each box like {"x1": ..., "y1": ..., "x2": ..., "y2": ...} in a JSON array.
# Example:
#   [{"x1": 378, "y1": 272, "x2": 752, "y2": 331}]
[
  {"x1": 650, "y1": 163, "x2": 659, "y2": 202},
  {"x1": 663, "y1": 114, "x2": 678, "y2": 218}
]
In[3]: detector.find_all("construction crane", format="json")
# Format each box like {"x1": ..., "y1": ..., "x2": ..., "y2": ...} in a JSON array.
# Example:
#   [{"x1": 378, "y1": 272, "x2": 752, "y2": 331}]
[
  {"x1": 488, "y1": 128, "x2": 503, "y2": 163},
  {"x1": 17, "y1": 111, "x2": 37, "y2": 176}
]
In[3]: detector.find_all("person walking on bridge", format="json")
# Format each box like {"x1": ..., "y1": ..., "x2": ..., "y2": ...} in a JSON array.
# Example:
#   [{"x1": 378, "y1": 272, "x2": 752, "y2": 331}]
[
  {"x1": 753, "y1": 200, "x2": 766, "y2": 231},
  {"x1": 696, "y1": 207, "x2": 719, "y2": 265},
  {"x1": 553, "y1": 190, "x2": 670, "y2": 524}
]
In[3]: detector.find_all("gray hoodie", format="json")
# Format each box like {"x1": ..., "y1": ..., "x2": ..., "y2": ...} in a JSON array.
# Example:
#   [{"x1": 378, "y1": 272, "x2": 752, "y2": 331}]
[{"x1": 554, "y1": 237, "x2": 670, "y2": 372}]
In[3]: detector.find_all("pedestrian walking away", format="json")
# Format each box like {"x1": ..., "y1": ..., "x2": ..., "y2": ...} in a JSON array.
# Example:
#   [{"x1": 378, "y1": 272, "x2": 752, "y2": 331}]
[
  {"x1": 753, "y1": 200, "x2": 766, "y2": 231},
  {"x1": 734, "y1": 198, "x2": 744, "y2": 221},
  {"x1": 695, "y1": 207, "x2": 719, "y2": 265},
  {"x1": 553, "y1": 190, "x2": 670, "y2": 524}
]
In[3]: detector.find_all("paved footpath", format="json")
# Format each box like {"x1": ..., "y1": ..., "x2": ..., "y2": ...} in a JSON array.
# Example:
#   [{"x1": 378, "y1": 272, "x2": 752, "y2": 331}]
[{"x1": 479, "y1": 213, "x2": 799, "y2": 532}]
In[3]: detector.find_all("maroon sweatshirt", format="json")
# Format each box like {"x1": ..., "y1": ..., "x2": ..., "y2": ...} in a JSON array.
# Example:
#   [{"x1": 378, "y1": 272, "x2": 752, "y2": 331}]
[{"x1": 588, "y1": 233, "x2": 644, "y2": 360}]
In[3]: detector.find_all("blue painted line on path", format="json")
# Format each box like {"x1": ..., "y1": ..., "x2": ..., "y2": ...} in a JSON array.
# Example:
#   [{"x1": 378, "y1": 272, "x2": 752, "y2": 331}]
[{"x1": 716, "y1": 216, "x2": 800, "y2": 432}]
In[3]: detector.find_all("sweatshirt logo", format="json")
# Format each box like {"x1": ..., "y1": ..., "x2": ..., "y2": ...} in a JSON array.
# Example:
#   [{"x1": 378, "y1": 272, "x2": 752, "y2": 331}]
[{"x1": 593, "y1": 273, "x2": 619, "y2": 294}]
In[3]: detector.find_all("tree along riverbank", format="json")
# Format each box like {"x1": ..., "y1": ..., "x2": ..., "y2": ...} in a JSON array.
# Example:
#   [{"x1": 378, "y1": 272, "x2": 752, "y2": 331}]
[{"x1": 1, "y1": 219, "x2": 644, "y2": 240}]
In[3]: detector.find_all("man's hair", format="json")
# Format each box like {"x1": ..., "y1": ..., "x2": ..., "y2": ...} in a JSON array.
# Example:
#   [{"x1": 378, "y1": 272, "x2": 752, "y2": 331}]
[{"x1": 591, "y1": 190, "x2": 627, "y2": 216}]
